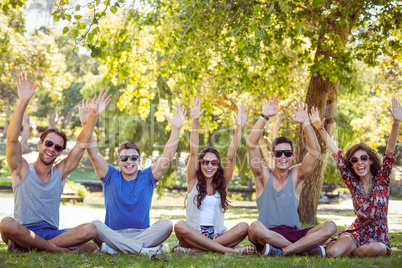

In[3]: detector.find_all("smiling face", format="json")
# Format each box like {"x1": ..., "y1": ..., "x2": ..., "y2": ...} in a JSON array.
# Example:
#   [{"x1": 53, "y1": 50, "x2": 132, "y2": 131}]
[
  {"x1": 200, "y1": 152, "x2": 220, "y2": 179},
  {"x1": 37, "y1": 132, "x2": 64, "y2": 165},
  {"x1": 273, "y1": 143, "x2": 294, "y2": 171},
  {"x1": 118, "y1": 148, "x2": 140, "y2": 178},
  {"x1": 350, "y1": 149, "x2": 373, "y2": 178}
]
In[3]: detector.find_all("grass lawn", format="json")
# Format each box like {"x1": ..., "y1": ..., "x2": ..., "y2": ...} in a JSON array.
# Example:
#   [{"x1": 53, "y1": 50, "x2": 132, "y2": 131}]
[{"x1": 0, "y1": 231, "x2": 401, "y2": 267}]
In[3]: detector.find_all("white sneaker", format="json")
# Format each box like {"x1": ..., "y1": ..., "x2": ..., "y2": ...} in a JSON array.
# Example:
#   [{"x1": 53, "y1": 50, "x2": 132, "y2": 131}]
[
  {"x1": 101, "y1": 242, "x2": 118, "y2": 254},
  {"x1": 147, "y1": 243, "x2": 170, "y2": 257}
]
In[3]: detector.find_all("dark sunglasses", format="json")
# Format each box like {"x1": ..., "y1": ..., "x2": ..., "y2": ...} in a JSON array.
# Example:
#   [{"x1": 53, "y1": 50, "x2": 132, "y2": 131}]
[
  {"x1": 119, "y1": 155, "x2": 139, "y2": 162},
  {"x1": 44, "y1": 140, "x2": 63, "y2": 152},
  {"x1": 350, "y1": 154, "x2": 369, "y2": 164},
  {"x1": 274, "y1": 150, "x2": 293, "y2": 157},
  {"x1": 200, "y1": 159, "x2": 220, "y2": 167}
]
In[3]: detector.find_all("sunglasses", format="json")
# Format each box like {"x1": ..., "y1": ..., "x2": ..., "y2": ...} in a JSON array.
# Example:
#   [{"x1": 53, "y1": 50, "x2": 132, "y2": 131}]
[
  {"x1": 200, "y1": 159, "x2": 220, "y2": 167},
  {"x1": 274, "y1": 150, "x2": 293, "y2": 157},
  {"x1": 119, "y1": 155, "x2": 139, "y2": 162},
  {"x1": 350, "y1": 154, "x2": 369, "y2": 164},
  {"x1": 44, "y1": 140, "x2": 63, "y2": 152}
]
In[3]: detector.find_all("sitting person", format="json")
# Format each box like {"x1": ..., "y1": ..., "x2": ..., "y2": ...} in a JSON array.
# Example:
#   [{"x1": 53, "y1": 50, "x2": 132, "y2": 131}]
[
  {"x1": 80, "y1": 100, "x2": 187, "y2": 255},
  {"x1": 247, "y1": 97, "x2": 337, "y2": 256},
  {"x1": 311, "y1": 98, "x2": 401, "y2": 257},
  {"x1": 0, "y1": 73, "x2": 111, "y2": 253},
  {"x1": 173, "y1": 97, "x2": 255, "y2": 254}
]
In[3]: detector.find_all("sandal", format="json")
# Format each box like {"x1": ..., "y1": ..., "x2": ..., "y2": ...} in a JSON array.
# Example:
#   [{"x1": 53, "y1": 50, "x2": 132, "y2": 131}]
[
  {"x1": 173, "y1": 245, "x2": 191, "y2": 253},
  {"x1": 235, "y1": 244, "x2": 256, "y2": 255}
]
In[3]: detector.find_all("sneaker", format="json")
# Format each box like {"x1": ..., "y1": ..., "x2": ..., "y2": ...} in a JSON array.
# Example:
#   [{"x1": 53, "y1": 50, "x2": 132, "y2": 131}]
[
  {"x1": 147, "y1": 243, "x2": 170, "y2": 257},
  {"x1": 300, "y1": 245, "x2": 326, "y2": 257},
  {"x1": 101, "y1": 242, "x2": 119, "y2": 254},
  {"x1": 262, "y1": 243, "x2": 283, "y2": 256}
]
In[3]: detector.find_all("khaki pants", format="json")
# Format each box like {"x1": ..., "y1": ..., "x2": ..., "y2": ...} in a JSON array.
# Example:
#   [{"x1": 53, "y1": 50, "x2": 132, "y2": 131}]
[{"x1": 92, "y1": 218, "x2": 173, "y2": 253}]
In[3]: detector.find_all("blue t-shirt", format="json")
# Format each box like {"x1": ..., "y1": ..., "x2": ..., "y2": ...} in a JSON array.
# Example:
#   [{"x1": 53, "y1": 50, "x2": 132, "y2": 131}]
[{"x1": 102, "y1": 164, "x2": 157, "y2": 230}]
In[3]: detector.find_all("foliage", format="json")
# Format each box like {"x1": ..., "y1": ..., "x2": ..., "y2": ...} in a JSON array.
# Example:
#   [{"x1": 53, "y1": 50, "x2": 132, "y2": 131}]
[{"x1": 64, "y1": 180, "x2": 90, "y2": 199}]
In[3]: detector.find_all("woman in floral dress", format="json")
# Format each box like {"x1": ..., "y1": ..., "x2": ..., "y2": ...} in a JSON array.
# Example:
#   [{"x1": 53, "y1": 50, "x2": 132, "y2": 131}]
[{"x1": 310, "y1": 98, "x2": 401, "y2": 257}]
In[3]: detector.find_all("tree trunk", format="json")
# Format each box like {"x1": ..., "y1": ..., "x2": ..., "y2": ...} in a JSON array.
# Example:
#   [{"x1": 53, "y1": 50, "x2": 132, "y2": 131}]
[
  {"x1": 49, "y1": 111, "x2": 57, "y2": 128},
  {"x1": 297, "y1": 19, "x2": 353, "y2": 224},
  {"x1": 21, "y1": 112, "x2": 30, "y2": 154}
]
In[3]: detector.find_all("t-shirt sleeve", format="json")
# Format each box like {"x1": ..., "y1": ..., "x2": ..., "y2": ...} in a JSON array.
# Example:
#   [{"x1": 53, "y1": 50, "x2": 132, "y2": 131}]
[
  {"x1": 331, "y1": 150, "x2": 353, "y2": 188},
  {"x1": 143, "y1": 166, "x2": 157, "y2": 187},
  {"x1": 379, "y1": 153, "x2": 396, "y2": 186},
  {"x1": 102, "y1": 164, "x2": 117, "y2": 187}
]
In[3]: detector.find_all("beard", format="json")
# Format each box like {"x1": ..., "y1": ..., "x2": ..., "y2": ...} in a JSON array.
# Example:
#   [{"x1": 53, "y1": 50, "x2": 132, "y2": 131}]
[{"x1": 38, "y1": 151, "x2": 56, "y2": 166}]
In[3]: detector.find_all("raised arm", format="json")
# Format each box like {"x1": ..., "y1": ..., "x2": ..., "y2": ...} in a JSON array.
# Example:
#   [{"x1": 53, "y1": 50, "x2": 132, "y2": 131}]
[
  {"x1": 289, "y1": 102, "x2": 320, "y2": 181},
  {"x1": 223, "y1": 105, "x2": 247, "y2": 188},
  {"x1": 246, "y1": 97, "x2": 279, "y2": 181},
  {"x1": 186, "y1": 97, "x2": 206, "y2": 193},
  {"x1": 79, "y1": 98, "x2": 109, "y2": 179},
  {"x1": 56, "y1": 89, "x2": 111, "y2": 180},
  {"x1": 152, "y1": 103, "x2": 187, "y2": 181},
  {"x1": 310, "y1": 106, "x2": 339, "y2": 154},
  {"x1": 385, "y1": 97, "x2": 401, "y2": 156},
  {"x1": 6, "y1": 74, "x2": 36, "y2": 186}
]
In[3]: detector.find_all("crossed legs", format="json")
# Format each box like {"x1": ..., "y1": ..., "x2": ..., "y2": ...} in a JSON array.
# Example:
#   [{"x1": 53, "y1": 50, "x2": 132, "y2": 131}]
[
  {"x1": 248, "y1": 220, "x2": 336, "y2": 255},
  {"x1": 326, "y1": 234, "x2": 388, "y2": 257},
  {"x1": 0, "y1": 216, "x2": 97, "y2": 252},
  {"x1": 174, "y1": 220, "x2": 254, "y2": 254}
]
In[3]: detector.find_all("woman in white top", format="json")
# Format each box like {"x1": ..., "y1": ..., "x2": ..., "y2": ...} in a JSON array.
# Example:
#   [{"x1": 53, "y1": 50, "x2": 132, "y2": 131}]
[{"x1": 173, "y1": 97, "x2": 255, "y2": 254}]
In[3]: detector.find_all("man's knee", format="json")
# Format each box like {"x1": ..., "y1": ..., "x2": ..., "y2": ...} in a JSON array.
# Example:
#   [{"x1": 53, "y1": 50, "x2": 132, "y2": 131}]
[
  {"x1": 158, "y1": 218, "x2": 173, "y2": 236},
  {"x1": 248, "y1": 221, "x2": 265, "y2": 239},
  {"x1": 80, "y1": 223, "x2": 97, "y2": 240},
  {"x1": 0, "y1": 217, "x2": 19, "y2": 237},
  {"x1": 320, "y1": 221, "x2": 337, "y2": 238}
]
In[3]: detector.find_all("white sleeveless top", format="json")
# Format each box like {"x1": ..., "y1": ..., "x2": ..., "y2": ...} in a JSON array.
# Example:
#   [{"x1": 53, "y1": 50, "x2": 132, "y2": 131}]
[{"x1": 199, "y1": 194, "x2": 219, "y2": 226}]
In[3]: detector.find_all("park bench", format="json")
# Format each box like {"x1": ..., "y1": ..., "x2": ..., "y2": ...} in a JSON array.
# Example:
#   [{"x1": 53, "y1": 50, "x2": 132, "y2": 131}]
[{"x1": 61, "y1": 188, "x2": 82, "y2": 204}]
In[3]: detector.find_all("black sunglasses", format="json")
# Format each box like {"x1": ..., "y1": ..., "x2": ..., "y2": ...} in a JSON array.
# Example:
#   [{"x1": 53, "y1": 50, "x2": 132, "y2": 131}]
[
  {"x1": 350, "y1": 154, "x2": 369, "y2": 164},
  {"x1": 119, "y1": 155, "x2": 139, "y2": 162},
  {"x1": 44, "y1": 140, "x2": 63, "y2": 152},
  {"x1": 200, "y1": 159, "x2": 220, "y2": 167},
  {"x1": 274, "y1": 150, "x2": 293, "y2": 157}
]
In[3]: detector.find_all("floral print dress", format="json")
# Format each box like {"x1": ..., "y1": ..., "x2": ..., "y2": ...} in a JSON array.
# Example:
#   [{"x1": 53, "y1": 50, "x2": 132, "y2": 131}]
[{"x1": 332, "y1": 150, "x2": 395, "y2": 255}]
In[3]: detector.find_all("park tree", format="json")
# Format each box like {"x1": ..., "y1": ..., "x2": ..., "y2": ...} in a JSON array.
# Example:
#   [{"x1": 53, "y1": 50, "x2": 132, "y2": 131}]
[{"x1": 24, "y1": 0, "x2": 402, "y2": 222}]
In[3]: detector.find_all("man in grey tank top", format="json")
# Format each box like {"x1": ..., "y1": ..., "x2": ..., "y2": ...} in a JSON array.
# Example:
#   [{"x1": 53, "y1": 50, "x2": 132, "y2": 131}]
[
  {"x1": 0, "y1": 73, "x2": 111, "y2": 253},
  {"x1": 246, "y1": 97, "x2": 337, "y2": 256}
]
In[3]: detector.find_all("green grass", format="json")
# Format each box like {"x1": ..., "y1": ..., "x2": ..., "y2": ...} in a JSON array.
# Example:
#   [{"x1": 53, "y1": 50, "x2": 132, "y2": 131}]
[{"x1": 1, "y1": 232, "x2": 401, "y2": 267}]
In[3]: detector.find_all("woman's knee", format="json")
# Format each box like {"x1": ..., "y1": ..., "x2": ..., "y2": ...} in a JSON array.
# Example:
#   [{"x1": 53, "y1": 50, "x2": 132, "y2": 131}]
[
  {"x1": 366, "y1": 242, "x2": 388, "y2": 256},
  {"x1": 236, "y1": 222, "x2": 249, "y2": 236},
  {"x1": 174, "y1": 220, "x2": 189, "y2": 235},
  {"x1": 326, "y1": 245, "x2": 343, "y2": 257}
]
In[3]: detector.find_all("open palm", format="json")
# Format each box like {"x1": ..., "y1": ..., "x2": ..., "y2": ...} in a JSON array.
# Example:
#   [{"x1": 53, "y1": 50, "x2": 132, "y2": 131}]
[
  {"x1": 233, "y1": 104, "x2": 248, "y2": 128},
  {"x1": 262, "y1": 97, "x2": 279, "y2": 117},
  {"x1": 309, "y1": 106, "x2": 325, "y2": 130},
  {"x1": 17, "y1": 73, "x2": 36, "y2": 102},
  {"x1": 190, "y1": 96, "x2": 206, "y2": 119},
  {"x1": 389, "y1": 97, "x2": 402, "y2": 122},
  {"x1": 290, "y1": 101, "x2": 309, "y2": 124},
  {"x1": 165, "y1": 103, "x2": 187, "y2": 129},
  {"x1": 90, "y1": 89, "x2": 112, "y2": 116}
]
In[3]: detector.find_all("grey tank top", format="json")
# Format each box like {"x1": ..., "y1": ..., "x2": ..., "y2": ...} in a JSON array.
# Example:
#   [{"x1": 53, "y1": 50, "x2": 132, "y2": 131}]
[
  {"x1": 257, "y1": 169, "x2": 301, "y2": 230},
  {"x1": 13, "y1": 163, "x2": 63, "y2": 228}
]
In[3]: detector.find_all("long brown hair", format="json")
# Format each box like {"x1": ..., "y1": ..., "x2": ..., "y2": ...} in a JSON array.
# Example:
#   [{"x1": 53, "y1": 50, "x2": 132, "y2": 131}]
[
  {"x1": 344, "y1": 142, "x2": 381, "y2": 178},
  {"x1": 195, "y1": 147, "x2": 229, "y2": 212}
]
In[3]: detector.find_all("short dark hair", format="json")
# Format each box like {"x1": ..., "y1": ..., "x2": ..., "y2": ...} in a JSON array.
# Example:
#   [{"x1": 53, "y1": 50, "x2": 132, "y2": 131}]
[
  {"x1": 344, "y1": 142, "x2": 381, "y2": 178},
  {"x1": 118, "y1": 141, "x2": 140, "y2": 155},
  {"x1": 40, "y1": 127, "x2": 67, "y2": 150},
  {"x1": 272, "y1": 136, "x2": 293, "y2": 152}
]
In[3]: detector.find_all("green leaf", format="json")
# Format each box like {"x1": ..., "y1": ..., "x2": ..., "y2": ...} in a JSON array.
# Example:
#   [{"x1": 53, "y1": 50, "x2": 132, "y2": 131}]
[
  {"x1": 74, "y1": 15, "x2": 82, "y2": 20},
  {"x1": 255, "y1": 28, "x2": 260, "y2": 39},
  {"x1": 254, "y1": 4, "x2": 262, "y2": 12},
  {"x1": 77, "y1": 23, "x2": 86, "y2": 30},
  {"x1": 63, "y1": 26, "x2": 69, "y2": 34},
  {"x1": 2, "y1": 4, "x2": 9, "y2": 14},
  {"x1": 110, "y1": 6, "x2": 117, "y2": 14},
  {"x1": 88, "y1": 4, "x2": 94, "y2": 9},
  {"x1": 300, "y1": 27, "x2": 304, "y2": 36},
  {"x1": 75, "y1": 4, "x2": 80, "y2": 11},
  {"x1": 250, "y1": 36, "x2": 256, "y2": 45},
  {"x1": 231, "y1": 25, "x2": 243, "y2": 35},
  {"x1": 96, "y1": 0, "x2": 100, "y2": 5},
  {"x1": 93, "y1": 27, "x2": 100, "y2": 34},
  {"x1": 311, "y1": 0, "x2": 321, "y2": 9},
  {"x1": 53, "y1": 15, "x2": 60, "y2": 22},
  {"x1": 72, "y1": 29, "x2": 79, "y2": 38},
  {"x1": 101, "y1": 40, "x2": 108, "y2": 48}
]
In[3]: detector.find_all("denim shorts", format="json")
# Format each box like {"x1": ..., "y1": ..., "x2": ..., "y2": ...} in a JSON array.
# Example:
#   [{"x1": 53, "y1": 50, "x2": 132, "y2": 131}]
[{"x1": 25, "y1": 223, "x2": 68, "y2": 240}]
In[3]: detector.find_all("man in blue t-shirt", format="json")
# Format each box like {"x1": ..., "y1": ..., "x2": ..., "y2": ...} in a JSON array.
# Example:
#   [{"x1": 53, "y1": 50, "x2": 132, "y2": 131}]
[{"x1": 80, "y1": 104, "x2": 187, "y2": 255}]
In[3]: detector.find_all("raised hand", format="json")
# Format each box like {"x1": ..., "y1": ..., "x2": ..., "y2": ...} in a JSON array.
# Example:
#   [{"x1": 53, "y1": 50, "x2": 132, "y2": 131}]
[
  {"x1": 262, "y1": 97, "x2": 279, "y2": 117},
  {"x1": 165, "y1": 103, "x2": 187, "y2": 129},
  {"x1": 16, "y1": 73, "x2": 36, "y2": 102},
  {"x1": 309, "y1": 106, "x2": 325, "y2": 130},
  {"x1": 388, "y1": 97, "x2": 402, "y2": 123},
  {"x1": 233, "y1": 104, "x2": 248, "y2": 128},
  {"x1": 290, "y1": 101, "x2": 309, "y2": 124},
  {"x1": 190, "y1": 96, "x2": 206, "y2": 120},
  {"x1": 90, "y1": 89, "x2": 112, "y2": 116},
  {"x1": 78, "y1": 98, "x2": 91, "y2": 125}
]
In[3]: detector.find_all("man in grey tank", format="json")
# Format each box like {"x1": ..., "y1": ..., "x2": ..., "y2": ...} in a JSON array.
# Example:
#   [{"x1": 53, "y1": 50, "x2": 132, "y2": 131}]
[
  {"x1": 0, "y1": 73, "x2": 111, "y2": 252},
  {"x1": 246, "y1": 97, "x2": 336, "y2": 256}
]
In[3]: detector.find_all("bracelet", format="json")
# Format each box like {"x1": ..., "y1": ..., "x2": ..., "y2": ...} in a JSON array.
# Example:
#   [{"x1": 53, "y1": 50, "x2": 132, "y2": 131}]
[{"x1": 261, "y1": 113, "x2": 269, "y2": 121}]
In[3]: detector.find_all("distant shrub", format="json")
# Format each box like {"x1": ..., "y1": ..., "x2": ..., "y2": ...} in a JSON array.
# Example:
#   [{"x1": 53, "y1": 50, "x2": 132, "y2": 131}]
[{"x1": 64, "y1": 181, "x2": 89, "y2": 199}]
